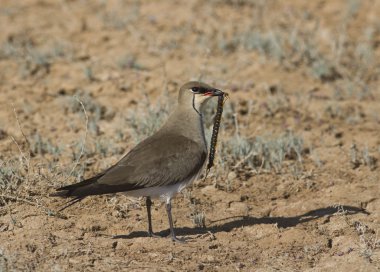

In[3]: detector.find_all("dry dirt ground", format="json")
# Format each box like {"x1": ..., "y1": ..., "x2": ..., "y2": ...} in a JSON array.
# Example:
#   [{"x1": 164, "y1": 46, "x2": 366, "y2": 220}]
[{"x1": 0, "y1": 0, "x2": 380, "y2": 271}]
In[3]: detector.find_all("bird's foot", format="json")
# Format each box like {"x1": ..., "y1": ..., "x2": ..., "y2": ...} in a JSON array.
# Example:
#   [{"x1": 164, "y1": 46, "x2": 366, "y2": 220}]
[
  {"x1": 148, "y1": 231, "x2": 162, "y2": 238},
  {"x1": 169, "y1": 235, "x2": 186, "y2": 243}
]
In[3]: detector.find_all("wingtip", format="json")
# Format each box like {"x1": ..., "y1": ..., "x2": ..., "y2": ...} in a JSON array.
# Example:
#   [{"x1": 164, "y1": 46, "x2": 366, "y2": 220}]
[{"x1": 50, "y1": 190, "x2": 69, "y2": 197}]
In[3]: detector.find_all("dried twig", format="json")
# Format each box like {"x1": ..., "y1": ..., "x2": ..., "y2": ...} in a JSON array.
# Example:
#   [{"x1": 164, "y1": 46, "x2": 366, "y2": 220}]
[
  {"x1": 233, "y1": 150, "x2": 255, "y2": 169},
  {"x1": 9, "y1": 135, "x2": 27, "y2": 163},
  {"x1": 0, "y1": 194, "x2": 37, "y2": 207},
  {"x1": 65, "y1": 97, "x2": 89, "y2": 181},
  {"x1": 10, "y1": 104, "x2": 31, "y2": 181},
  {"x1": 0, "y1": 194, "x2": 67, "y2": 219},
  {"x1": 12, "y1": 104, "x2": 31, "y2": 151}
]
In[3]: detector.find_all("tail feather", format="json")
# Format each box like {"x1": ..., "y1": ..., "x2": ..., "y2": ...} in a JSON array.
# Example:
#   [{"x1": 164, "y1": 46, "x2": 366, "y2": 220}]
[
  {"x1": 51, "y1": 180, "x2": 94, "y2": 197},
  {"x1": 51, "y1": 173, "x2": 105, "y2": 198},
  {"x1": 57, "y1": 197, "x2": 85, "y2": 212},
  {"x1": 51, "y1": 173, "x2": 104, "y2": 211}
]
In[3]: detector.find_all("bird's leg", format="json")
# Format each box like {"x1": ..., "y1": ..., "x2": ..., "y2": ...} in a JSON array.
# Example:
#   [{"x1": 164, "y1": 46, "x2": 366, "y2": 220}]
[
  {"x1": 165, "y1": 199, "x2": 185, "y2": 243},
  {"x1": 146, "y1": 197, "x2": 160, "y2": 238}
]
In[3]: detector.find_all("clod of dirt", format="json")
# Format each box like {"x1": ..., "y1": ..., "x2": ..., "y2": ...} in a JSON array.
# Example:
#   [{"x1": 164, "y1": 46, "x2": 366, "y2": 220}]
[{"x1": 0, "y1": 129, "x2": 7, "y2": 140}]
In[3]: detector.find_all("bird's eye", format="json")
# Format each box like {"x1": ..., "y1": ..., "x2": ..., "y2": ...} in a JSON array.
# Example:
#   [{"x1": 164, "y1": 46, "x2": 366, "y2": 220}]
[{"x1": 192, "y1": 87, "x2": 200, "y2": 93}]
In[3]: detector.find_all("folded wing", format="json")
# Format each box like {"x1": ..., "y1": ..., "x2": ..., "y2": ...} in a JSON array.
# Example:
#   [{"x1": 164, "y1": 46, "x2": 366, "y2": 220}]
[{"x1": 53, "y1": 134, "x2": 207, "y2": 198}]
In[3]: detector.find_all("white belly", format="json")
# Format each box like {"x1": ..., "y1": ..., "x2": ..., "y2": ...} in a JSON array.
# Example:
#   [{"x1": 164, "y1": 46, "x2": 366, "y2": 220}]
[{"x1": 122, "y1": 167, "x2": 203, "y2": 204}]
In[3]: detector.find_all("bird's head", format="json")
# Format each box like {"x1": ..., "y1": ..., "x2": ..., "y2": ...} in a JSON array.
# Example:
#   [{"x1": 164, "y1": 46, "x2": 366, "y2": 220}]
[{"x1": 178, "y1": 81, "x2": 224, "y2": 113}]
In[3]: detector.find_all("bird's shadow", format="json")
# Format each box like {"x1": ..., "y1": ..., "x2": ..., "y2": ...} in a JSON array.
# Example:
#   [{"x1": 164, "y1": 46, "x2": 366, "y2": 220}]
[{"x1": 111, "y1": 205, "x2": 368, "y2": 240}]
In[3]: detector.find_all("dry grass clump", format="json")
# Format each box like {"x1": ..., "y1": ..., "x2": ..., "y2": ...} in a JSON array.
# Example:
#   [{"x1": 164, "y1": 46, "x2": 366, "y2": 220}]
[{"x1": 219, "y1": 130, "x2": 304, "y2": 174}]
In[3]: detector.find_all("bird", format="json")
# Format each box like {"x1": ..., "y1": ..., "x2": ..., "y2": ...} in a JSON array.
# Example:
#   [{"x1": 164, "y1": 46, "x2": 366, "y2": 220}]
[{"x1": 51, "y1": 81, "x2": 225, "y2": 242}]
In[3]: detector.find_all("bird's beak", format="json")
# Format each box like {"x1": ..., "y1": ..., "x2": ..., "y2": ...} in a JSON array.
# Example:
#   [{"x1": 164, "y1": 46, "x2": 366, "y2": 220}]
[{"x1": 204, "y1": 89, "x2": 224, "y2": 97}]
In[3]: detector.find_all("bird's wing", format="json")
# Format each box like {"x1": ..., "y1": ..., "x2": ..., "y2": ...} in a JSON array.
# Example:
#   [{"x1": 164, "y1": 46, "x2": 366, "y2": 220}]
[{"x1": 97, "y1": 134, "x2": 207, "y2": 190}]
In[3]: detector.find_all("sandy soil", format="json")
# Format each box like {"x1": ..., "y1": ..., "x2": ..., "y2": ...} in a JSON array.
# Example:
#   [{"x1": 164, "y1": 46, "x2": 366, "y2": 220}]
[{"x1": 0, "y1": 0, "x2": 379, "y2": 271}]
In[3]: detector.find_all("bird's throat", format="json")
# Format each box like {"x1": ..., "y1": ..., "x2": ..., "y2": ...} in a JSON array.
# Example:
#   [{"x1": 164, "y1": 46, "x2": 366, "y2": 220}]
[{"x1": 192, "y1": 94, "x2": 201, "y2": 116}]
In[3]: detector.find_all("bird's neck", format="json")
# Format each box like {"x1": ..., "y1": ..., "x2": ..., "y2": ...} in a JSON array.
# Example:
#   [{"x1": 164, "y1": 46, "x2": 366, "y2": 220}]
[{"x1": 161, "y1": 106, "x2": 207, "y2": 149}]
